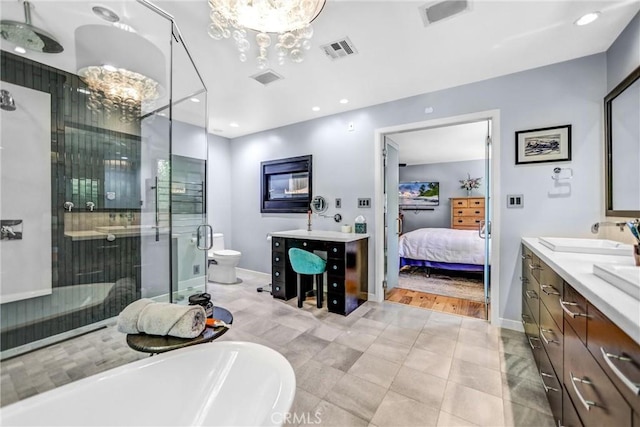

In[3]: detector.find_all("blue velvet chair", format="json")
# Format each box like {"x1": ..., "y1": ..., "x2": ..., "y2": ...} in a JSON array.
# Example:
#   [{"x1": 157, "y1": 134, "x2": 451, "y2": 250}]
[{"x1": 288, "y1": 248, "x2": 327, "y2": 309}]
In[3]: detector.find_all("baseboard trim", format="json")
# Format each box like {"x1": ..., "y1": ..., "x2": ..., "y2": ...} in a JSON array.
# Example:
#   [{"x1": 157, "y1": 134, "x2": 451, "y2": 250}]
[{"x1": 496, "y1": 317, "x2": 524, "y2": 332}]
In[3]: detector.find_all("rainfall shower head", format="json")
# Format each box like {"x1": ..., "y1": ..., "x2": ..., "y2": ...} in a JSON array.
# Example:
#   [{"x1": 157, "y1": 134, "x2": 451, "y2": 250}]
[
  {"x1": 1, "y1": 90, "x2": 16, "y2": 111},
  {"x1": 0, "y1": 1, "x2": 63, "y2": 54}
]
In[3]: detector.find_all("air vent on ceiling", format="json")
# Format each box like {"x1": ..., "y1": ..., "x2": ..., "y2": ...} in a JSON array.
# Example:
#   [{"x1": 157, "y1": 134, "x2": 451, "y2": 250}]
[
  {"x1": 419, "y1": 0, "x2": 471, "y2": 27},
  {"x1": 251, "y1": 69, "x2": 284, "y2": 86},
  {"x1": 320, "y1": 37, "x2": 358, "y2": 61}
]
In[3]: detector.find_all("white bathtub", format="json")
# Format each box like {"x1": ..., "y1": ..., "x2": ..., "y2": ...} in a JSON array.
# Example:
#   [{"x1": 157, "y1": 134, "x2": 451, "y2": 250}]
[{"x1": 0, "y1": 342, "x2": 296, "y2": 426}]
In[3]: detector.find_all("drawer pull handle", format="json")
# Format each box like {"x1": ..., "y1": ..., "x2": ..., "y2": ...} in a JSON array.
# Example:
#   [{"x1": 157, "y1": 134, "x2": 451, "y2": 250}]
[
  {"x1": 528, "y1": 336, "x2": 541, "y2": 350},
  {"x1": 275, "y1": 286, "x2": 280, "y2": 291},
  {"x1": 332, "y1": 282, "x2": 338, "y2": 288},
  {"x1": 519, "y1": 276, "x2": 529, "y2": 284},
  {"x1": 332, "y1": 248, "x2": 337, "y2": 253},
  {"x1": 303, "y1": 242, "x2": 307, "y2": 247},
  {"x1": 570, "y1": 372, "x2": 597, "y2": 411},
  {"x1": 275, "y1": 242, "x2": 280, "y2": 247},
  {"x1": 528, "y1": 263, "x2": 542, "y2": 271},
  {"x1": 521, "y1": 254, "x2": 531, "y2": 260},
  {"x1": 525, "y1": 290, "x2": 538, "y2": 300},
  {"x1": 332, "y1": 265, "x2": 337, "y2": 270},
  {"x1": 541, "y1": 285, "x2": 560, "y2": 296},
  {"x1": 600, "y1": 347, "x2": 640, "y2": 396},
  {"x1": 540, "y1": 328, "x2": 558, "y2": 345},
  {"x1": 275, "y1": 256, "x2": 280, "y2": 262},
  {"x1": 275, "y1": 272, "x2": 280, "y2": 277},
  {"x1": 559, "y1": 298, "x2": 588, "y2": 318},
  {"x1": 540, "y1": 372, "x2": 559, "y2": 393}
]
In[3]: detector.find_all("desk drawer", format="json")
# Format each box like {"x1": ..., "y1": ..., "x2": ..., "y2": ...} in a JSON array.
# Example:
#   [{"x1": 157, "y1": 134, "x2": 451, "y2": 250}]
[
  {"x1": 272, "y1": 237, "x2": 284, "y2": 251},
  {"x1": 564, "y1": 323, "x2": 631, "y2": 427},
  {"x1": 327, "y1": 292, "x2": 345, "y2": 315},
  {"x1": 326, "y1": 259, "x2": 345, "y2": 277},
  {"x1": 272, "y1": 251, "x2": 285, "y2": 265},
  {"x1": 327, "y1": 242, "x2": 345, "y2": 259},
  {"x1": 288, "y1": 239, "x2": 312, "y2": 250},
  {"x1": 587, "y1": 302, "x2": 640, "y2": 413},
  {"x1": 328, "y1": 277, "x2": 344, "y2": 294},
  {"x1": 271, "y1": 283, "x2": 286, "y2": 299}
]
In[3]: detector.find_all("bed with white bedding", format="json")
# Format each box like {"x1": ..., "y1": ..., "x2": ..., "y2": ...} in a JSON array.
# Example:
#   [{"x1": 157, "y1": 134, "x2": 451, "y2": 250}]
[{"x1": 398, "y1": 227, "x2": 486, "y2": 272}]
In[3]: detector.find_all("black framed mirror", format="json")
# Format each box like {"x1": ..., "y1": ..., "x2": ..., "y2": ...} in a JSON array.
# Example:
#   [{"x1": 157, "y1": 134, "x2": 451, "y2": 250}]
[{"x1": 605, "y1": 65, "x2": 640, "y2": 217}]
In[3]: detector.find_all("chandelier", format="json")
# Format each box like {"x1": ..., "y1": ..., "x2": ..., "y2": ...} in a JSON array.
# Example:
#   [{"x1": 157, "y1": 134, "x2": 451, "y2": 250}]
[
  {"x1": 207, "y1": 0, "x2": 326, "y2": 68},
  {"x1": 79, "y1": 65, "x2": 159, "y2": 123}
]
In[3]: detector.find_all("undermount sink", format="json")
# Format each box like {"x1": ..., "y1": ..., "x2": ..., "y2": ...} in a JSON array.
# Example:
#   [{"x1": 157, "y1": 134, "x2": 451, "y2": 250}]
[
  {"x1": 593, "y1": 264, "x2": 640, "y2": 300},
  {"x1": 539, "y1": 237, "x2": 633, "y2": 256}
]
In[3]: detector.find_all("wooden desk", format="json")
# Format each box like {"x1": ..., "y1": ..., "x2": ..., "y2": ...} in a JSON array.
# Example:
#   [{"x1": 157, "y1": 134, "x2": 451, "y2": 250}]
[
  {"x1": 126, "y1": 306, "x2": 233, "y2": 355},
  {"x1": 270, "y1": 230, "x2": 369, "y2": 316}
]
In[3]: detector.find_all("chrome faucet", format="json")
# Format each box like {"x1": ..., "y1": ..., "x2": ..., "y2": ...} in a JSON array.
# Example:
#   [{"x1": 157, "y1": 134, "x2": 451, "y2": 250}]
[{"x1": 591, "y1": 221, "x2": 627, "y2": 233}]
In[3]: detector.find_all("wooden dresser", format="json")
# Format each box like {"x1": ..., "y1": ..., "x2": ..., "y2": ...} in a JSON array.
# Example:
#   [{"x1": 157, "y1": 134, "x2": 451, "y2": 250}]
[{"x1": 450, "y1": 197, "x2": 485, "y2": 230}]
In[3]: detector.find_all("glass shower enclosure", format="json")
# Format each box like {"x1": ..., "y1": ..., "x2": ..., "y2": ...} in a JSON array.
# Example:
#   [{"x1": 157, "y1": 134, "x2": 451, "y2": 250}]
[{"x1": 0, "y1": 0, "x2": 210, "y2": 358}]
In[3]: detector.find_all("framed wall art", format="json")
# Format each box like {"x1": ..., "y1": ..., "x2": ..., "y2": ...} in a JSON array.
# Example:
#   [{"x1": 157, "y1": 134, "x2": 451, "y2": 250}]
[{"x1": 515, "y1": 124, "x2": 571, "y2": 165}]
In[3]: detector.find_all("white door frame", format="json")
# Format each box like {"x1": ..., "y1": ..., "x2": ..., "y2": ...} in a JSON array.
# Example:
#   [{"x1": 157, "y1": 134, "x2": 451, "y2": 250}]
[{"x1": 372, "y1": 109, "x2": 501, "y2": 326}]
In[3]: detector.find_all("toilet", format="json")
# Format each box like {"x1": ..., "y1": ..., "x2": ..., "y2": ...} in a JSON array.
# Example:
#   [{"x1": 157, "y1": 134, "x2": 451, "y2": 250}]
[{"x1": 207, "y1": 233, "x2": 242, "y2": 284}]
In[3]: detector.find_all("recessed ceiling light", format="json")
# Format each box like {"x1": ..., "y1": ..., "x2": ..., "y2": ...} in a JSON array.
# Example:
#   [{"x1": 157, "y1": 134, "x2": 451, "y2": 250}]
[
  {"x1": 229, "y1": 122, "x2": 239, "y2": 128},
  {"x1": 312, "y1": 106, "x2": 320, "y2": 112},
  {"x1": 14, "y1": 46, "x2": 26, "y2": 54},
  {"x1": 103, "y1": 64, "x2": 117, "y2": 72},
  {"x1": 339, "y1": 98, "x2": 349, "y2": 104},
  {"x1": 575, "y1": 12, "x2": 600, "y2": 26},
  {"x1": 92, "y1": 6, "x2": 120, "y2": 23},
  {"x1": 190, "y1": 98, "x2": 201, "y2": 103}
]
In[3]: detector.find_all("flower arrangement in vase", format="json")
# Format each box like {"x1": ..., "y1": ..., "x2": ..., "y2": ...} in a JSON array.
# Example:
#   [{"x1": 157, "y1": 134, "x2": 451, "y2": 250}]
[{"x1": 460, "y1": 173, "x2": 481, "y2": 197}]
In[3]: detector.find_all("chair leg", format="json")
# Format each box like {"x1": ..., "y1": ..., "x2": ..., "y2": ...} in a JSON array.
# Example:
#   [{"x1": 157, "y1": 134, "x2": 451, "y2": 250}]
[
  {"x1": 297, "y1": 274, "x2": 303, "y2": 308},
  {"x1": 316, "y1": 273, "x2": 323, "y2": 309}
]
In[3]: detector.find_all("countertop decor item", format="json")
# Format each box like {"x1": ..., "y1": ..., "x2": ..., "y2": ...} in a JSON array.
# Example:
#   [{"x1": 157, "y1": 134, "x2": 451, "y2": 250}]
[{"x1": 459, "y1": 173, "x2": 481, "y2": 197}]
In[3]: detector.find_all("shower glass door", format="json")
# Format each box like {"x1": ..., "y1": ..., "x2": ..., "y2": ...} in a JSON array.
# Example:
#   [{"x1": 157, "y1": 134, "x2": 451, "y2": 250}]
[{"x1": 0, "y1": 0, "x2": 209, "y2": 357}]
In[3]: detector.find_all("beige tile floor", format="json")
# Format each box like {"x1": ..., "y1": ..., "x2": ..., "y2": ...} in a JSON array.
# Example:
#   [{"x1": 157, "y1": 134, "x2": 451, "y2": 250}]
[{"x1": 0, "y1": 270, "x2": 554, "y2": 426}]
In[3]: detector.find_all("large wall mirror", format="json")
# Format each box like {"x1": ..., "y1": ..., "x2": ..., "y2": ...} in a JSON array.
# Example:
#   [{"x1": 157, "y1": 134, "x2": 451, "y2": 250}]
[{"x1": 605, "y1": 65, "x2": 640, "y2": 217}]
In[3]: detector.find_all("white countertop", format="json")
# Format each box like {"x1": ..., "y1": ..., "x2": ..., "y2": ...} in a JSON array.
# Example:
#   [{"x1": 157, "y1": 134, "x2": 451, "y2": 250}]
[
  {"x1": 522, "y1": 237, "x2": 640, "y2": 345},
  {"x1": 270, "y1": 229, "x2": 370, "y2": 243}
]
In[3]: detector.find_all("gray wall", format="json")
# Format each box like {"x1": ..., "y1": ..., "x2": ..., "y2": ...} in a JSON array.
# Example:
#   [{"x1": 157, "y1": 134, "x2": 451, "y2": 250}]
[
  {"x1": 606, "y1": 11, "x2": 640, "y2": 92},
  {"x1": 208, "y1": 134, "x2": 233, "y2": 243},
  {"x1": 399, "y1": 159, "x2": 484, "y2": 232},
  {"x1": 229, "y1": 52, "x2": 606, "y2": 327}
]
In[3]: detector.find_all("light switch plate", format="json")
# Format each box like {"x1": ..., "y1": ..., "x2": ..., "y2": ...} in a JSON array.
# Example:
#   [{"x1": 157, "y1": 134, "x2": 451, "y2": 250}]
[
  {"x1": 335, "y1": 198, "x2": 341, "y2": 208},
  {"x1": 358, "y1": 198, "x2": 371, "y2": 208},
  {"x1": 507, "y1": 194, "x2": 524, "y2": 208}
]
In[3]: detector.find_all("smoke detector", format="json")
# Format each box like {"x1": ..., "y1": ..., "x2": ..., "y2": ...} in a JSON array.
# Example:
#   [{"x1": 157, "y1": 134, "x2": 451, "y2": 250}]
[
  {"x1": 419, "y1": 0, "x2": 471, "y2": 27},
  {"x1": 250, "y1": 69, "x2": 284, "y2": 86},
  {"x1": 320, "y1": 37, "x2": 358, "y2": 61}
]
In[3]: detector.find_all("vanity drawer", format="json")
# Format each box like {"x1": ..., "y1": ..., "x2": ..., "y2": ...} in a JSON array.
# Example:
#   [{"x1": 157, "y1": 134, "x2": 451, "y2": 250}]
[
  {"x1": 539, "y1": 345, "x2": 563, "y2": 423},
  {"x1": 539, "y1": 265, "x2": 564, "y2": 332},
  {"x1": 564, "y1": 323, "x2": 632, "y2": 427},
  {"x1": 523, "y1": 278, "x2": 540, "y2": 326},
  {"x1": 326, "y1": 242, "x2": 345, "y2": 259},
  {"x1": 271, "y1": 282, "x2": 286, "y2": 299},
  {"x1": 288, "y1": 239, "x2": 312, "y2": 250},
  {"x1": 539, "y1": 301, "x2": 563, "y2": 380},
  {"x1": 522, "y1": 296, "x2": 542, "y2": 368},
  {"x1": 562, "y1": 283, "x2": 587, "y2": 345},
  {"x1": 587, "y1": 302, "x2": 640, "y2": 413},
  {"x1": 563, "y1": 386, "x2": 584, "y2": 427},
  {"x1": 326, "y1": 259, "x2": 345, "y2": 277}
]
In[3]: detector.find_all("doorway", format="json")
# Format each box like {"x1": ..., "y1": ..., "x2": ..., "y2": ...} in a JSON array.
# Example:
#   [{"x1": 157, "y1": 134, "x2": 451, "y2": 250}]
[{"x1": 374, "y1": 111, "x2": 500, "y2": 324}]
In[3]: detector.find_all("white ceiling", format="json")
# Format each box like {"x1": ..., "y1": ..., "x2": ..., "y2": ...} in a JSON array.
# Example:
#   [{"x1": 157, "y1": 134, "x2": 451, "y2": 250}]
[
  {"x1": 387, "y1": 120, "x2": 488, "y2": 165},
  {"x1": 1, "y1": 0, "x2": 638, "y2": 140}
]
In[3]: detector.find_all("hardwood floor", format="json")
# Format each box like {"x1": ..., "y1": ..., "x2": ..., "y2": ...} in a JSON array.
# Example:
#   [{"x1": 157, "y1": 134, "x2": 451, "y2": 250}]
[{"x1": 386, "y1": 287, "x2": 487, "y2": 320}]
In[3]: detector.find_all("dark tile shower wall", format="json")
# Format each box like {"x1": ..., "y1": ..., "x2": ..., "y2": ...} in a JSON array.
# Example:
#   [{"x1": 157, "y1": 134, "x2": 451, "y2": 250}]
[{"x1": 0, "y1": 51, "x2": 142, "y2": 351}]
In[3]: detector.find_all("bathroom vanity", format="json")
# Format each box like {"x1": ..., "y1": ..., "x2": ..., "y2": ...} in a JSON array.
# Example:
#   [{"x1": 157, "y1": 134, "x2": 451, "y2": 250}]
[
  {"x1": 521, "y1": 237, "x2": 640, "y2": 427},
  {"x1": 270, "y1": 230, "x2": 369, "y2": 315}
]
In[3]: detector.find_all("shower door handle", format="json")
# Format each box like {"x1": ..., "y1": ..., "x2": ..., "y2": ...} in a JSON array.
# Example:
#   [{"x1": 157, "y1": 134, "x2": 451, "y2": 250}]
[
  {"x1": 152, "y1": 176, "x2": 160, "y2": 242},
  {"x1": 197, "y1": 224, "x2": 213, "y2": 250}
]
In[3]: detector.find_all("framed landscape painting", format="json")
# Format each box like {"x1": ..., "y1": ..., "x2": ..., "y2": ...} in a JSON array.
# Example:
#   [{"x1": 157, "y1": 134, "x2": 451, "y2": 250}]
[{"x1": 515, "y1": 124, "x2": 571, "y2": 165}]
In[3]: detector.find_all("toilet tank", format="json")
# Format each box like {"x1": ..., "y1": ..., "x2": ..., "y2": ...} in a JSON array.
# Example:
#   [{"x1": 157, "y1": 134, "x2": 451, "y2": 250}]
[{"x1": 211, "y1": 233, "x2": 225, "y2": 251}]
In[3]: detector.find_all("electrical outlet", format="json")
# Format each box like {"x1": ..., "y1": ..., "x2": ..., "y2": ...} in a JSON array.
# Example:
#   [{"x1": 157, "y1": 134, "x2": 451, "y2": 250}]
[
  {"x1": 507, "y1": 194, "x2": 524, "y2": 208},
  {"x1": 357, "y1": 198, "x2": 371, "y2": 208},
  {"x1": 335, "y1": 198, "x2": 341, "y2": 208},
  {"x1": 348, "y1": 122, "x2": 354, "y2": 132},
  {"x1": 193, "y1": 265, "x2": 200, "y2": 275}
]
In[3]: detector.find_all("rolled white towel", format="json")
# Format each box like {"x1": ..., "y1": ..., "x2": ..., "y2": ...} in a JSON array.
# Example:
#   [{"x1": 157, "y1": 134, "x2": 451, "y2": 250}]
[
  {"x1": 137, "y1": 303, "x2": 206, "y2": 338},
  {"x1": 117, "y1": 298, "x2": 154, "y2": 334}
]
